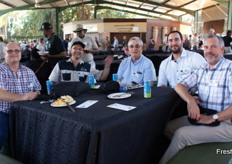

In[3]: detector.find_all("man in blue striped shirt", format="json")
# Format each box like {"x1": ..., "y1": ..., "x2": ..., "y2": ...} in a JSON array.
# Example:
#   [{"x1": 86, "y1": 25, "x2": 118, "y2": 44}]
[{"x1": 160, "y1": 35, "x2": 232, "y2": 164}]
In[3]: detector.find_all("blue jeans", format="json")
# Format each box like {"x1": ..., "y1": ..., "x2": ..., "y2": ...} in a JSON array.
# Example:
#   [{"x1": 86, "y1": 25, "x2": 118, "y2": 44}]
[{"x1": 0, "y1": 112, "x2": 9, "y2": 149}]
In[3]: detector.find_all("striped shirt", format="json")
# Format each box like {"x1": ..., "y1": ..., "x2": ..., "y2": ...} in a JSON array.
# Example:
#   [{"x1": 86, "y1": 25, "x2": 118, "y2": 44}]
[
  {"x1": 181, "y1": 57, "x2": 232, "y2": 112},
  {"x1": 0, "y1": 62, "x2": 41, "y2": 113}
]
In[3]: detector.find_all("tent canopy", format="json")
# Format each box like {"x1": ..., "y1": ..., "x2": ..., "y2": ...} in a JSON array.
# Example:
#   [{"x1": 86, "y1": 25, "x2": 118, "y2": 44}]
[{"x1": 0, "y1": 0, "x2": 222, "y2": 19}]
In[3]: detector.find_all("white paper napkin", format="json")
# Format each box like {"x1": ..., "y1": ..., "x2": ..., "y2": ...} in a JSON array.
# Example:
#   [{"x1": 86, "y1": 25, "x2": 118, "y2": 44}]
[
  {"x1": 76, "y1": 100, "x2": 98, "y2": 108},
  {"x1": 107, "y1": 103, "x2": 136, "y2": 111}
]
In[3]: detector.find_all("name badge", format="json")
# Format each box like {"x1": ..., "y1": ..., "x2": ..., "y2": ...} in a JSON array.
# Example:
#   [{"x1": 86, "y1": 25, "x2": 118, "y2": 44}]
[
  {"x1": 78, "y1": 72, "x2": 85, "y2": 77},
  {"x1": 209, "y1": 80, "x2": 218, "y2": 87},
  {"x1": 133, "y1": 72, "x2": 142, "y2": 77}
]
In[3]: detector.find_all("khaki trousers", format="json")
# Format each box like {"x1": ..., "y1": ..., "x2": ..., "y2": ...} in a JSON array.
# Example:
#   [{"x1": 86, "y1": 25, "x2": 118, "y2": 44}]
[{"x1": 159, "y1": 116, "x2": 232, "y2": 164}]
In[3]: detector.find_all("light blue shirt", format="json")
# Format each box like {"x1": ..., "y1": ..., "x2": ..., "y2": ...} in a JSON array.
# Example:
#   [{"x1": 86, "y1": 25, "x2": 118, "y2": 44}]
[
  {"x1": 117, "y1": 55, "x2": 157, "y2": 85},
  {"x1": 113, "y1": 39, "x2": 119, "y2": 48}
]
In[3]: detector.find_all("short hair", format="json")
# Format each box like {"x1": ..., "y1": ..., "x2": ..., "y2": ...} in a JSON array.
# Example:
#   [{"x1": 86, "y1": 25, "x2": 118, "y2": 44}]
[
  {"x1": 205, "y1": 35, "x2": 225, "y2": 47},
  {"x1": 4, "y1": 42, "x2": 21, "y2": 53},
  {"x1": 40, "y1": 38, "x2": 44, "y2": 42},
  {"x1": 128, "y1": 37, "x2": 143, "y2": 46},
  {"x1": 227, "y1": 30, "x2": 232, "y2": 36},
  {"x1": 167, "y1": 31, "x2": 183, "y2": 41},
  {"x1": 0, "y1": 37, "x2": 3, "y2": 42}
]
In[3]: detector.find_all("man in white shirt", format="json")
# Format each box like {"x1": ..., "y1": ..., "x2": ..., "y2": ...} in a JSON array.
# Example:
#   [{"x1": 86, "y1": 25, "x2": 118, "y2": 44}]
[
  {"x1": 68, "y1": 24, "x2": 98, "y2": 63},
  {"x1": 157, "y1": 31, "x2": 206, "y2": 88}
]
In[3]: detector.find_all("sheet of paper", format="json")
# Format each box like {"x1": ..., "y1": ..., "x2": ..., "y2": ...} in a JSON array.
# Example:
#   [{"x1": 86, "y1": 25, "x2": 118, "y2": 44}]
[
  {"x1": 76, "y1": 100, "x2": 98, "y2": 108},
  {"x1": 107, "y1": 103, "x2": 136, "y2": 111}
]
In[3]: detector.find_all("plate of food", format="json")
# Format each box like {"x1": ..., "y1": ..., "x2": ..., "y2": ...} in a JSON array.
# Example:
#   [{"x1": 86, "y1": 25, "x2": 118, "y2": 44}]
[
  {"x1": 51, "y1": 95, "x2": 76, "y2": 107},
  {"x1": 38, "y1": 51, "x2": 49, "y2": 55},
  {"x1": 107, "y1": 92, "x2": 131, "y2": 99}
]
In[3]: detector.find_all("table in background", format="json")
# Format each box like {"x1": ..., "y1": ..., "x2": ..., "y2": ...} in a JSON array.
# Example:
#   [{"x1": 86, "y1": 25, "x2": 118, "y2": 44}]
[
  {"x1": 224, "y1": 54, "x2": 232, "y2": 60},
  {"x1": 10, "y1": 87, "x2": 181, "y2": 164}
]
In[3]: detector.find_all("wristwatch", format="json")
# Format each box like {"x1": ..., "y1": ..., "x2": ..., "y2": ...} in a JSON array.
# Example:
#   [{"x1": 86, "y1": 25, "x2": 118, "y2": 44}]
[{"x1": 213, "y1": 114, "x2": 219, "y2": 122}]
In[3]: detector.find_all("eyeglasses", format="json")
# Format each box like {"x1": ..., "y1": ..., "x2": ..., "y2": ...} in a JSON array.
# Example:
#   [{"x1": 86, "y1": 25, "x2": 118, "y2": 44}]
[
  {"x1": 128, "y1": 44, "x2": 142, "y2": 49},
  {"x1": 72, "y1": 48, "x2": 84, "y2": 51},
  {"x1": 6, "y1": 49, "x2": 21, "y2": 54}
]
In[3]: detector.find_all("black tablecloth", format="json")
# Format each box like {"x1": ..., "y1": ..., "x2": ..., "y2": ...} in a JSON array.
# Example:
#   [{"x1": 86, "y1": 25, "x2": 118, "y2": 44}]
[
  {"x1": 10, "y1": 87, "x2": 181, "y2": 164},
  {"x1": 224, "y1": 55, "x2": 232, "y2": 60}
]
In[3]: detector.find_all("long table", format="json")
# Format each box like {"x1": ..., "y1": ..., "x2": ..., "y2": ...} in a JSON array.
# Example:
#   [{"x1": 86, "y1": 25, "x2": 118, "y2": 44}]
[{"x1": 10, "y1": 87, "x2": 181, "y2": 164}]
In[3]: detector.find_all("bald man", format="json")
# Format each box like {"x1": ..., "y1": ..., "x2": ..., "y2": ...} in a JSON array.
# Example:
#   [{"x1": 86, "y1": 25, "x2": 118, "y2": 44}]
[{"x1": 0, "y1": 42, "x2": 41, "y2": 149}]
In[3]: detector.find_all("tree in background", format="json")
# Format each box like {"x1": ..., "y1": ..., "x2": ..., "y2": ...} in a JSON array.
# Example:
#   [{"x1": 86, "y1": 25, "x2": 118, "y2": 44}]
[{"x1": 4, "y1": 6, "x2": 135, "y2": 41}]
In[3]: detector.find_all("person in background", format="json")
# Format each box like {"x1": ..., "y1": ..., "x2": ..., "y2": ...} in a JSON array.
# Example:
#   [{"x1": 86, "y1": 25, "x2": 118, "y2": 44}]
[
  {"x1": 0, "y1": 37, "x2": 6, "y2": 62},
  {"x1": 0, "y1": 42, "x2": 41, "y2": 150},
  {"x1": 25, "y1": 48, "x2": 52, "y2": 94},
  {"x1": 122, "y1": 36, "x2": 128, "y2": 50},
  {"x1": 69, "y1": 24, "x2": 99, "y2": 66},
  {"x1": 21, "y1": 45, "x2": 31, "y2": 62},
  {"x1": 118, "y1": 46, "x2": 130, "y2": 59},
  {"x1": 148, "y1": 38, "x2": 155, "y2": 51},
  {"x1": 183, "y1": 34, "x2": 191, "y2": 50},
  {"x1": 113, "y1": 36, "x2": 119, "y2": 52},
  {"x1": 159, "y1": 35, "x2": 232, "y2": 164},
  {"x1": 40, "y1": 22, "x2": 66, "y2": 67},
  {"x1": 223, "y1": 30, "x2": 232, "y2": 54},
  {"x1": 49, "y1": 41, "x2": 113, "y2": 83},
  {"x1": 198, "y1": 36, "x2": 203, "y2": 49},
  {"x1": 36, "y1": 38, "x2": 45, "y2": 52},
  {"x1": 62, "y1": 38, "x2": 69, "y2": 52},
  {"x1": 191, "y1": 33, "x2": 199, "y2": 51},
  {"x1": 157, "y1": 31, "x2": 206, "y2": 88},
  {"x1": 95, "y1": 37, "x2": 100, "y2": 47},
  {"x1": 117, "y1": 37, "x2": 156, "y2": 85},
  {"x1": 101, "y1": 36, "x2": 110, "y2": 52},
  {"x1": 162, "y1": 34, "x2": 168, "y2": 52}
]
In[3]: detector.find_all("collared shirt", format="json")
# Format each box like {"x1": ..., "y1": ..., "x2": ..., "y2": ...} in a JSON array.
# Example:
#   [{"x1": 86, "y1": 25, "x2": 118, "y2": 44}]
[
  {"x1": 113, "y1": 39, "x2": 119, "y2": 48},
  {"x1": 181, "y1": 57, "x2": 232, "y2": 112},
  {"x1": 45, "y1": 33, "x2": 65, "y2": 67},
  {"x1": 117, "y1": 55, "x2": 157, "y2": 85},
  {"x1": 49, "y1": 58, "x2": 102, "y2": 82},
  {"x1": 157, "y1": 49, "x2": 206, "y2": 88},
  {"x1": 0, "y1": 62, "x2": 41, "y2": 113}
]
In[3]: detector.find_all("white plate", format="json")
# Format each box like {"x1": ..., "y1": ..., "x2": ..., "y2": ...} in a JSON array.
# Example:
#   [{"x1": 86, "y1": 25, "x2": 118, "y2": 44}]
[
  {"x1": 38, "y1": 51, "x2": 49, "y2": 55},
  {"x1": 51, "y1": 100, "x2": 76, "y2": 107},
  {"x1": 107, "y1": 93, "x2": 131, "y2": 99}
]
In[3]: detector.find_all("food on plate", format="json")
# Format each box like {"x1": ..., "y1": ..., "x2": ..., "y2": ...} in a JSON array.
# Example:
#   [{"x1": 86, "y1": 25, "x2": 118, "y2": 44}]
[
  {"x1": 60, "y1": 95, "x2": 74, "y2": 103},
  {"x1": 53, "y1": 99, "x2": 66, "y2": 106},
  {"x1": 52, "y1": 95, "x2": 74, "y2": 106}
]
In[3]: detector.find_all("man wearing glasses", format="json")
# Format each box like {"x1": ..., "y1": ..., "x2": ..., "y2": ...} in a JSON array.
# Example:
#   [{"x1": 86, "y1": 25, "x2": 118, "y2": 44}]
[
  {"x1": 117, "y1": 37, "x2": 156, "y2": 85},
  {"x1": 49, "y1": 41, "x2": 113, "y2": 82},
  {"x1": 0, "y1": 42, "x2": 41, "y2": 149}
]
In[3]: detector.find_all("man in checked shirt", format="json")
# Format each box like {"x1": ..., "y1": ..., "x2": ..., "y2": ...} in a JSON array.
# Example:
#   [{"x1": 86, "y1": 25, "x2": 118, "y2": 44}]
[
  {"x1": 0, "y1": 42, "x2": 41, "y2": 150},
  {"x1": 160, "y1": 35, "x2": 232, "y2": 164}
]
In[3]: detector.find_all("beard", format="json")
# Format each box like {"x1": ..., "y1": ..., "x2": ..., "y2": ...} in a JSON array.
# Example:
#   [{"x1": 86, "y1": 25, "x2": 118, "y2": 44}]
[{"x1": 170, "y1": 45, "x2": 181, "y2": 54}]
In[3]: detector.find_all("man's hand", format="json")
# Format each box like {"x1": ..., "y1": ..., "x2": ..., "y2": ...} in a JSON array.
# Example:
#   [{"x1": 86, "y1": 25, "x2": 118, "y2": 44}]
[
  {"x1": 23, "y1": 91, "x2": 40, "y2": 101},
  {"x1": 197, "y1": 114, "x2": 215, "y2": 124},
  {"x1": 43, "y1": 54, "x2": 50, "y2": 58},
  {"x1": 187, "y1": 100, "x2": 201, "y2": 120}
]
